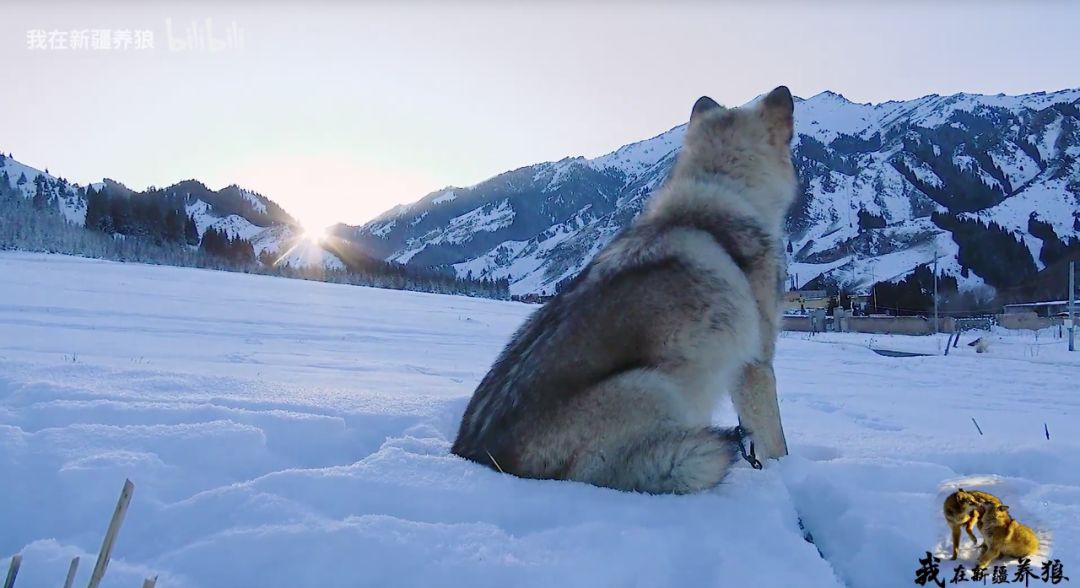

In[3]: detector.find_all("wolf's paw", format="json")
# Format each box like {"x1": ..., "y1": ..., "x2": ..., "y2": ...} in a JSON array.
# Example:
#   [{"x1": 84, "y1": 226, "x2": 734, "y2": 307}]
[{"x1": 664, "y1": 427, "x2": 739, "y2": 494}]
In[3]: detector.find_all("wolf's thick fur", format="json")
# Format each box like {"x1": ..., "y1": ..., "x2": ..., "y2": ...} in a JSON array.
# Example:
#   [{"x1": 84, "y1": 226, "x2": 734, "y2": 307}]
[
  {"x1": 975, "y1": 505, "x2": 1039, "y2": 570},
  {"x1": 451, "y1": 87, "x2": 797, "y2": 494},
  {"x1": 943, "y1": 488, "x2": 1002, "y2": 559}
]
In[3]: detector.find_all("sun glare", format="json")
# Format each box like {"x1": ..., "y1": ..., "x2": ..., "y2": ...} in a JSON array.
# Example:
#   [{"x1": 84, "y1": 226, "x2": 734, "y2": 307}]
[{"x1": 302, "y1": 225, "x2": 330, "y2": 244}]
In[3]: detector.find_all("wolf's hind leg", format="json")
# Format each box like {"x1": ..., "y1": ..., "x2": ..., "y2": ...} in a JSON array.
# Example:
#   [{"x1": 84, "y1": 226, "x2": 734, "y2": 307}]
[{"x1": 545, "y1": 370, "x2": 739, "y2": 494}]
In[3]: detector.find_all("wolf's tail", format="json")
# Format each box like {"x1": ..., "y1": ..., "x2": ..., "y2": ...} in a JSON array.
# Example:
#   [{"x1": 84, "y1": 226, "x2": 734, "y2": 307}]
[{"x1": 592, "y1": 427, "x2": 741, "y2": 494}]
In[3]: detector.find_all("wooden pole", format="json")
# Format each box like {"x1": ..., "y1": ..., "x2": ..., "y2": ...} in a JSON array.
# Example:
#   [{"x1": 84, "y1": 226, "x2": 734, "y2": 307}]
[
  {"x1": 87, "y1": 479, "x2": 134, "y2": 588},
  {"x1": 3, "y1": 555, "x2": 21, "y2": 588},
  {"x1": 1069, "y1": 260, "x2": 1075, "y2": 352},
  {"x1": 63, "y1": 557, "x2": 80, "y2": 588},
  {"x1": 933, "y1": 249, "x2": 939, "y2": 334}
]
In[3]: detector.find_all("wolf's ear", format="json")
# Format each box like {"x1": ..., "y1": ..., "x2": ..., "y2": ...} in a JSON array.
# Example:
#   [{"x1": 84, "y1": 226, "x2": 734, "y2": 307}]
[
  {"x1": 690, "y1": 96, "x2": 721, "y2": 123},
  {"x1": 759, "y1": 85, "x2": 794, "y2": 145},
  {"x1": 958, "y1": 488, "x2": 965, "y2": 493}
]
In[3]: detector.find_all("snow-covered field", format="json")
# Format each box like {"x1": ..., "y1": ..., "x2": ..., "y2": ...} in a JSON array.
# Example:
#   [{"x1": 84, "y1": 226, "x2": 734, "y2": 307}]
[{"x1": 2, "y1": 252, "x2": 1078, "y2": 588}]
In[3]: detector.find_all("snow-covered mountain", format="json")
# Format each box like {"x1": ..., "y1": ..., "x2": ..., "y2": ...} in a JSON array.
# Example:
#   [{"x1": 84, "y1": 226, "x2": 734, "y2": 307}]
[
  {"x1": 0, "y1": 154, "x2": 88, "y2": 226},
  {"x1": 166, "y1": 181, "x2": 347, "y2": 270},
  {"x1": 0, "y1": 154, "x2": 346, "y2": 271},
  {"x1": 348, "y1": 89, "x2": 1080, "y2": 296}
]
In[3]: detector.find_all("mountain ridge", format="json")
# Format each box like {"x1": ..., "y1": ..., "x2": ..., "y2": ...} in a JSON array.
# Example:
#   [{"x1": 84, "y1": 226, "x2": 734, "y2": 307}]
[
  {"x1": 0, "y1": 153, "x2": 352, "y2": 272},
  {"x1": 4, "y1": 86, "x2": 1078, "y2": 304},
  {"x1": 347, "y1": 87, "x2": 1080, "y2": 299}
]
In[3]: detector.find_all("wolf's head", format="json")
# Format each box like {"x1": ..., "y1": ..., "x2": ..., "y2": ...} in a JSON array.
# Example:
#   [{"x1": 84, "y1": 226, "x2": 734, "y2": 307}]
[
  {"x1": 978, "y1": 504, "x2": 1013, "y2": 529},
  {"x1": 672, "y1": 86, "x2": 797, "y2": 229},
  {"x1": 954, "y1": 488, "x2": 985, "y2": 512}
]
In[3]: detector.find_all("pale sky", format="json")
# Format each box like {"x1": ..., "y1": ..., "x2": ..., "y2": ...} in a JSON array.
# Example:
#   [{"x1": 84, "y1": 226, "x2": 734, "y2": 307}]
[{"x1": 2, "y1": 1, "x2": 1078, "y2": 229}]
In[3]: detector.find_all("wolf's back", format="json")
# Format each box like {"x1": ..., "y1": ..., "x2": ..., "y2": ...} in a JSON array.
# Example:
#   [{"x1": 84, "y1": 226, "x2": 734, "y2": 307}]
[{"x1": 450, "y1": 300, "x2": 568, "y2": 469}]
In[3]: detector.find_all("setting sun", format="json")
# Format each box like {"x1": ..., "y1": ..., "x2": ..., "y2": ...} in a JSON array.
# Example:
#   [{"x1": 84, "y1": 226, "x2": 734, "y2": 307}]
[{"x1": 301, "y1": 224, "x2": 330, "y2": 244}]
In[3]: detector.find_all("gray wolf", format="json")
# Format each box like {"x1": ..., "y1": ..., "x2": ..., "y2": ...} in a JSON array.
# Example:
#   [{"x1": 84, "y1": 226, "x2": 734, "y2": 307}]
[
  {"x1": 452, "y1": 86, "x2": 797, "y2": 494},
  {"x1": 975, "y1": 504, "x2": 1039, "y2": 570},
  {"x1": 943, "y1": 488, "x2": 1002, "y2": 559}
]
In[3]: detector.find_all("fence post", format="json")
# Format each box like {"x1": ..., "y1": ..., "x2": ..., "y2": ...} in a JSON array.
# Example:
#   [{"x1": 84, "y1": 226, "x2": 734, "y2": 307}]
[
  {"x1": 1069, "y1": 261, "x2": 1075, "y2": 352},
  {"x1": 3, "y1": 554, "x2": 21, "y2": 588},
  {"x1": 63, "y1": 557, "x2": 80, "y2": 588},
  {"x1": 87, "y1": 479, "x2": 134, "y2": 588}
]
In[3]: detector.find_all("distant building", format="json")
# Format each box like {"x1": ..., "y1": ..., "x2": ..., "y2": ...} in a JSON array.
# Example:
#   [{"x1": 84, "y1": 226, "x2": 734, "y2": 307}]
[
  {"x1": 784, "y1": 289, "x2": 829, "y2": 314},
  {"x1": 1002, "y1": 300, "x2": 1070, "y2": 317},
  {"x1": 511, "y1": 293, "x2": 548, "y2": 304}
]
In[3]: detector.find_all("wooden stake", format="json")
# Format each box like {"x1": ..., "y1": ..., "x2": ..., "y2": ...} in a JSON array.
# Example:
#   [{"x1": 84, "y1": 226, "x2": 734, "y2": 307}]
[
  {"x1": 87, "y1": 479, "x2": 134, "y2": 588},
  {"x1": 63, "y1": 557, "x2": 80, "y2": 588},
  {"x1": 3, "y1": 554, "x2": 21, "y2": 588}
]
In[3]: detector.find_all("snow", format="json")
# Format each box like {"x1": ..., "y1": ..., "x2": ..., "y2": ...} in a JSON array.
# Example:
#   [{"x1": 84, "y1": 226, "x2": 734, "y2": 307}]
[
  {"x1": 533, "y1": 159, "x2": 584, "y2": 191},
  {"x1": 431, "y1": 190, "x2": 457, "y2": 205},
  {"x1": 185, "y1": 201, "x2": 268, "y2": 241},
  {"x1": 391, "y1": 241, "x2": 427, "y2": 265},
  {"x1": 1035, "y1": 118, "x2": 1064, "y2": 162},
  {"x1": 451, "y1": 214, "x2": 616, "y2": 296},
  {"x1": 1004, "y1": 300, "x2": 1069, "y2": 308},
  {"x1": 905, "y1": 157, "x2": 945, "y2": 188},
  {"x1": 587, "y1": 125, "x2": 686, "y2": 177},
  {"x1": 0, "y1": 157, "x2": 54, "y2": 196},
  {"x1": 368, "y1": 219, "x2": 397, "y2": 238},
  {"x1": 0, "y1": 156, "x2": 87, "y2": 226},
  {"x1": 900, "y1": 90, "x2": 1080, "y2": 130},
  {"x1": 790, "y1": 219, "x2": 988, "y2": 293},
  {"x1": 392, "y1": 200, "x2": 516, "y2": 264},
  {"x1": 972, "y1": 179, "x2": 1080, "y2": 241},
  {"x1": 240, "y1": 189, "x2": 268, "y2": 215},
  {"x1": 184, "y1": 200, "x2": 217, "y2": 235},
  {"x1": 210, "y1": 215, "x2": 264, "y2": 240},
  {"x1": 2, "y1": 252, "x2": 1078, "y2": 587},
  {"x1": 988, "y1": 145, "x2": 1041, "y2": 190},
  {"x1": 273, "y1": 238, "x2": 347, "y2": 271},
  {"x1": 953, "y1": 154, "x2": 1001, "y2": 190},
  {"x1": 182, "y1": 205, "x2": 342, "y2": 271},
  {"x1": 794, "y1": 91, "x2": 879, "y2": 144},
  {"x1": 360, "y1": 87, "x2": 1080, "y2": 297},
  {"x1": 791, "y1": 88, "x2": 1080, "y2": 146}
]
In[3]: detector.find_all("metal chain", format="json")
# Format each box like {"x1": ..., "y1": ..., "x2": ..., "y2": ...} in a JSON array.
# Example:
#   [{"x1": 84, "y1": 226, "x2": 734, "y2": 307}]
[{"x1": 734, "y1": 425, "x2": 764, "y2": 470}]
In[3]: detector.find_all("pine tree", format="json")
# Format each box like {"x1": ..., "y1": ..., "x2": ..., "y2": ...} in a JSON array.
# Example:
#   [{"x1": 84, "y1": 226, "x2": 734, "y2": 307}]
[
  {"x1": 184, "y1": 215, "x2": 199, "y2": 245},
  {"x1": 108, "y1": 194, "x2": 132, "y2": 234},
  {"x1": 84, "y1": 186, "x2": 112, "y2": 232},
  {"x1": 32, "y1": 175, "x2": 49, "y2": 209},
  {"x1": 857, "y1": 209, "x2": 887, "y2": 231}
]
